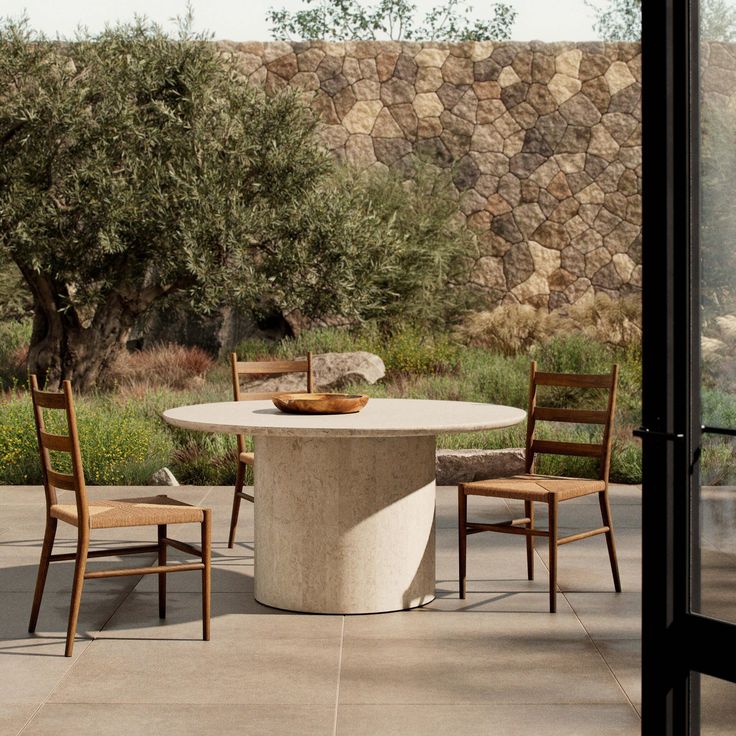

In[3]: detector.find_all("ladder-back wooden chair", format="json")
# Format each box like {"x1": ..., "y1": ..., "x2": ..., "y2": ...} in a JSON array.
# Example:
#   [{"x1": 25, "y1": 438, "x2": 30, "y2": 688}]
[
  {"x1": 28, "y1": 375, "x2": 211, "y2": 656},
  {"x1": 228, "y1": 351, "x2": 314, "y2": 548},
  {"x1": 458, "y1": 361, "x2": 621, "y2": 612}
]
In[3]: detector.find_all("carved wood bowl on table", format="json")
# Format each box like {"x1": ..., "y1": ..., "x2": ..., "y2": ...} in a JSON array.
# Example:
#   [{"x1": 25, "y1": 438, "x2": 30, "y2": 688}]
[{"x1": 272, "y1": 392, "x2": 369, "y2": 415}]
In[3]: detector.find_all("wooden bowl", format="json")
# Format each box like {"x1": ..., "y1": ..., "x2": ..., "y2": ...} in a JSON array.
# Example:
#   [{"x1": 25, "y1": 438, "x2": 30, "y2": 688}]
[{"x1": 272, "y1": 393, "x2": 369, "y2": 415}]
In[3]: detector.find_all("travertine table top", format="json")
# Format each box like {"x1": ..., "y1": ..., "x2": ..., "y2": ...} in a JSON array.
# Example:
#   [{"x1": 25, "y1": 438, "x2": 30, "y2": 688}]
[{"x1": 163, "y1": 398, "x2": 526, "y2": 438}]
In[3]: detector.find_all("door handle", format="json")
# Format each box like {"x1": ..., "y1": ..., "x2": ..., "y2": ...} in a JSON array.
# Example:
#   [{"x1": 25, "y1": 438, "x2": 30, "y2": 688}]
[{"x1": 633, "y1": 427, "x2": 685, "y2": 441}]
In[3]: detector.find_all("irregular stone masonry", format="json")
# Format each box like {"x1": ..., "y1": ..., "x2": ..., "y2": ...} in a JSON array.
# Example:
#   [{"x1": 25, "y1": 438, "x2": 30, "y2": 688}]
[{"x1": 220, "y1": 40, "x2": 642, "y2": 308}]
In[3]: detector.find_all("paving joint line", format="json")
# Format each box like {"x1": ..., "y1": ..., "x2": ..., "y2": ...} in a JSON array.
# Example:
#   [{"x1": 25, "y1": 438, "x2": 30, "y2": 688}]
[{"x1": 332, "y1": 616, "x2": 345, "y2": 736}]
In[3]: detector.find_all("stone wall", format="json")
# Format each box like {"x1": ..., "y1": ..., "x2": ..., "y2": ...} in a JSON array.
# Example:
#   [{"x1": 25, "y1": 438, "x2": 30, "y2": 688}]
[{"x1": 221, "y1": 40, "x2": 642, "y2": 309}]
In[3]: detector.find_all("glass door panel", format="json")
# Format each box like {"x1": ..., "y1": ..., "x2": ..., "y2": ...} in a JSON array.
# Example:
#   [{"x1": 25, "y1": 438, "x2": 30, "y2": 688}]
[
  {"x1": 697, "y1": 674, "x2": 736, "y2": 734},
  {"x1": 697, "y1": 0, "x2": 736, "y2": 629}
]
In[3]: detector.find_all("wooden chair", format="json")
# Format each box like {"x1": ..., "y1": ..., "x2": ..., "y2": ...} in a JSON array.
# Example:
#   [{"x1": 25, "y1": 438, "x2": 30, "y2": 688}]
[
  {"x1": 28, "y1": 375, "x2": 211, "y2": 656},
  {"x1": 458, "y1": 361, "x2": 621, "y2": 612},
  {"x1": 228, "y1": 351, "x2": 314, "y2": 548}
]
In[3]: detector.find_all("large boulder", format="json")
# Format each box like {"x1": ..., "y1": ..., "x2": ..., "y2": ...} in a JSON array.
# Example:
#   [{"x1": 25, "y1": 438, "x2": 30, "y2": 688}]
[
  {"x1": 436, "y1": 448, "x2": 526, "y2": 485},
  {"x1": 149, "y1": 467, "x2": 180, "y2": 486},
  {"x1": 244, "y1": 351, "x2": 385, "y2": 393}
]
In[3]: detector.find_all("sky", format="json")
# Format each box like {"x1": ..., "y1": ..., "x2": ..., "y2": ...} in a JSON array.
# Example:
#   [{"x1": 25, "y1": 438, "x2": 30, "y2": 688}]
[{"x1": 0, "y1": 1, "x2": 602, "y2": 42}]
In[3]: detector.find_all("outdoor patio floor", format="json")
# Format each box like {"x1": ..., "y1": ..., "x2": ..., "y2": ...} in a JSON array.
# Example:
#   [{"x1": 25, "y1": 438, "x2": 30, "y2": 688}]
[{"x1": 0, "y1": 482, "x2": 729, "y2": 735}]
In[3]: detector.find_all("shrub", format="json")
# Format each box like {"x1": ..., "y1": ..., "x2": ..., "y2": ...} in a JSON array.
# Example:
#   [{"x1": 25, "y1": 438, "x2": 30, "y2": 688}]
[
  {"x1": 458, "y1": 295, "x2": 642, "y2": 354},
  {"x1": 170, "y1": 437, "x2": 247, "y2": 486},
  {"x1": 236, "y1": 324, "x2": 463, "y2": 378},
  {"x1": 109, "y1": 343, "x2": 214, "y2": 391},
  {"x1": 564, "y1": 294, "x2": 642, "y2": 347},
  {"x1": 0, "y1": 319, "x2": 31, "y2": 388},
  {"x1": 0, "y1": 393, "x2": 173, "y2": 484},
  {"x1": 0, "y1": 256, "x2": 32, "y2": 321},
  {"x1": 458, "y1": 304, "x2": 550, "y2": 355},
  {"x1": 380, "y1": 329, "x2": 462, "y2": 377}
]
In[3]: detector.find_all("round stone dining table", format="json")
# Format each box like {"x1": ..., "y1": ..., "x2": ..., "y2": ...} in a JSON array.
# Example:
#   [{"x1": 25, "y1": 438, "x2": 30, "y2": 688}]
[{"x1": 163, "y1": 398, "x2": 525, "y2": 615}]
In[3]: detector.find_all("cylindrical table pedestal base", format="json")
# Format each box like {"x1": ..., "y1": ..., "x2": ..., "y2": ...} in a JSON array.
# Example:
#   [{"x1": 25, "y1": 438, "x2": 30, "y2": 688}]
[{"x1": 254, "y1": 434, "x2": 436, "y2": 614}]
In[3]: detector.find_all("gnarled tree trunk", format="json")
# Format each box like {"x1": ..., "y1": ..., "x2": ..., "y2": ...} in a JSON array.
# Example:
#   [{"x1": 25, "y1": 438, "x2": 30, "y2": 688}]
[{"x1": 18, "y1": 264, "x2": 144, "y2": 392}]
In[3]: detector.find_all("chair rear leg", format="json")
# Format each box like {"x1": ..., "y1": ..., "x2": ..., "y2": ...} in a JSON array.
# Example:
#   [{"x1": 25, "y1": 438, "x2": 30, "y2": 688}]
[
  {"x1": 29, "y1": 518, "x2": 58, "y2": 633},
  {"x1": 524, "y1": 500, "x2": 534, "y2": 581},
  {"x1": 228, "y1": 461, "x2": 246, "y2": 549},
  {"x1": 458, "y1": 486, "x2": 467, "y2": 599},
  {"x1": 65, "y1": 527, "x2": 89, "y2": 657},
  {"x1": 202, "y1": 509, "x2": 212, "y2": 641},
  {"x1": 598, "y1": 490, "x2": 622, "y2": 592},
  {"x1": 158, "y1": 524, "x2": 167, "y2": 619},
  {"x1": 548, "y1": 498, "x2": 558, "y2": 613}
]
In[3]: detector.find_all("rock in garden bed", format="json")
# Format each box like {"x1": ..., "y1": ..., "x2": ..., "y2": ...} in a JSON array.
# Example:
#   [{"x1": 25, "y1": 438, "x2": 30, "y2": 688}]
[
  {"x1": 243, "y1": 351, "x2": 385, "y2": 392},
  {"x1": 436, "y1": 448, "x2": 526, "y2": 486}
]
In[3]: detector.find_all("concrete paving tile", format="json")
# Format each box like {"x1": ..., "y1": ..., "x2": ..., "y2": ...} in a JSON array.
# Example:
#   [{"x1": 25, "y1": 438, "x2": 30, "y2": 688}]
[
  {"x1": 0, "y1": 637, "x2": 94, "y2": 704},
  {"x1": 134, "y1": 552, "x2": 254, "y2": 592},
  {"x1": 565, "y1": 592, "x2": 641, "y2": 640},
  {"x1": 427, "y1": 589, "x2": 575, "y2": 614},
  {"x1": 49, "y1": 637, "x2": 341, "y2": 705},
  {"x1": 435, "y1": 488, "x2": 509, "y2": 529},
  {"x1": 339, "y1": 637, "x2": 628, "y2": 705},
  {"x1": 607, "y1": 485, "x2": 643, "y2": 505},
  {"x1": 435, "y1": 527, "x2": 551, "y2": 593},
  {"x1": 0, "y1": 552, "x2": 153, "y2": 594},
  {"x1": 535, "y1": 529, "x2": 641, "y2": 593},
  {"x1": 0, "y1": 486, "x2": 44, "y2": 505},
  {"x1": 0, "y1": 703, "x2": 40, "y2": 736},
  {"x1": 100, "y1": 592, "x2": 343, "y2": 640},
  {"x1": 0, "y1": 590, "x2": 131, "y2": 641},
  {"x1": 344, "y1": 605, "x2": 586, "y2": 641},
  {"x1": 526, "y1": 502, "x2": 641, "y2": 530},
  {"x1": 21, "y1": 703, "x2": 335, "y2": 736},
  {"x1": 595, "y1": 639, "x2": 641, "y2": 707},
  {"x1": 336, "y1": 704, "x2": 641, "y2": 735}
]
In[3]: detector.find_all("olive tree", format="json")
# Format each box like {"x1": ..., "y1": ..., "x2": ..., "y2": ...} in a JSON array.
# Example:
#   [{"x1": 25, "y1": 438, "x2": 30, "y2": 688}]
[
  {"x1": 268, "y1": 0, "x2": 517, "y2": 42},
  {"x1": 0, "y1": 19, "x2": 471, "y2": 390}
]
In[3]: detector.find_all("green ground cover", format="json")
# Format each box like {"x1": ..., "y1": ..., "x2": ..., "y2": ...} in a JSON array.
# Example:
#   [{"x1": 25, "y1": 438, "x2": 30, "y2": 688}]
[{"x1": 1, "y1": 325, "x2": 650, "y2": 486}]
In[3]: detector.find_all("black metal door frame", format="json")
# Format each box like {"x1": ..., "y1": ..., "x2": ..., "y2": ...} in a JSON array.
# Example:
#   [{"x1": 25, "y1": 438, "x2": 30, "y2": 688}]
[{"x1": 641, "y1": 1, "x2": 736, "y2": 733}]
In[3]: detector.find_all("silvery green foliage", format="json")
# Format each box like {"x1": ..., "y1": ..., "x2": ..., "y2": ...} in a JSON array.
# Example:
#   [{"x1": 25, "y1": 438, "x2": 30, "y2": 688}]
[
  {"x1": 586, "y1": 0, "x2": 641, "y2": 41},
  {"x1": 0, "y1": 17, "x2": 472, "y2": 386},
  {"x1": 588, "y1": 0, "x2": 736, "y2": 41},
  {"x1": 268, "y1": 0, "x2": 516, "y2": 42}
]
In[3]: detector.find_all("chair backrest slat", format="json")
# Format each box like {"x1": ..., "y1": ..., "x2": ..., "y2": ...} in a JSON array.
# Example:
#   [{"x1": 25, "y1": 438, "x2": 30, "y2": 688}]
[
  {"x1": 32, "y1": 389, "x2": 68, "y2": 409},
  {"x1": 46, "y1": 468, "x2": 78, "y2": 491},
  {"x1": 230, "y1": 352, "x2": 315, "y2": 454},
  {"x1": 30, "y1": 375, "x2": 88, "y2": 521},
  {"x1": 234, "y1": 359, "x2": 310, "y2": 375},
  {"x1": 39, "y1": 430, "x2": 74, "y2": 453},
  {"x1": 530, "y1": 439, "x2": 605, "y2": 458},
  {"x1": 533, "y1": 407, "x2": 609, "y2": 425},
  {"x1": 534, "y1": 371, "x2": 614, "y2": 389},
  {"x1": 524, "y1": 361, "x2": 619, "y2": 482}
]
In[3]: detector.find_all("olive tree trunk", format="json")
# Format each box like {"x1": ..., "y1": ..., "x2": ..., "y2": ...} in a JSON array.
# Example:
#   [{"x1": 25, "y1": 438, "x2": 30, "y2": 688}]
[{"x1": 19, "y1": 265, "x2": 147, "y2": 392}]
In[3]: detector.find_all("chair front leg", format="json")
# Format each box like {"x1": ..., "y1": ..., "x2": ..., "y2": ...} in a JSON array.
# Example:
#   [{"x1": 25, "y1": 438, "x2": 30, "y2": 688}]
[
  {"x1": 201, "y1": 509, "x2": 212, "y2": 641},
  {"x1": 228, "y1": 461, "x2": 246, "y2": 549},
  {"x1": 548, "y1": 497, "x2": 558, "y2": 613},
  {"x1": 65, "y1": 524, "x2": 89, "y2": 657},
  {"x1": 458, "y1": 486, "x2": 467, "y2": 599},
  {"x1": 158, "y1": 524, "x2": 167, "y2": 619},
  {"x1": 598, "y1": 490, "x2": 622, "y2": 592},
  {"x1": 29, "y1": 517, "x2": 58, "y2": 633},
  {"x1": 524, "y1": 500, "x2": 534, "y2": 581}
]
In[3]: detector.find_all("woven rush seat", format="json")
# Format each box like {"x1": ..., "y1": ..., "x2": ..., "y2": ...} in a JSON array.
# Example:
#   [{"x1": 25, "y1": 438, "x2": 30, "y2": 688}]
[
  {"x1": 463, "y1": 474, "x2": 605, "y2": 502},
  {"x1": 239, "y1": 451, "x2": 255, "y2": 465},
  {"x1": 50, "y1": 495, "x2": 205, "y2": 529},
  {"x1": 29, "y1": 377, "x2": 211, "y2": 657},
  {"x1": 459, "y1": 361, "x2": 622, "y2": 613}
]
